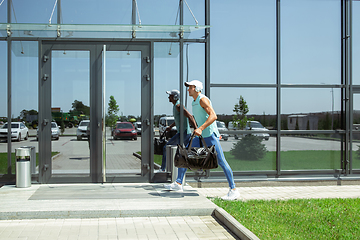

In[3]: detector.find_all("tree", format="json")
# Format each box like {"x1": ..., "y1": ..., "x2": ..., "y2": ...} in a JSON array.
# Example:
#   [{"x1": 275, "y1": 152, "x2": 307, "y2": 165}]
[
  {"x1": 230, "y1": 96, "x2": 267, "y2": 160},
  {"x1": 230, "y1": 134, "x2": 267, "y2": 160},
  {"x1": 232, "y1": 95, "x2": 254, "y2": 130},
  {"x1": 70, "y1": 100, "x2": 90, "y2": 116},
  {"x1": 106, "y1": 96, "x2": 119, "y2": 127}
]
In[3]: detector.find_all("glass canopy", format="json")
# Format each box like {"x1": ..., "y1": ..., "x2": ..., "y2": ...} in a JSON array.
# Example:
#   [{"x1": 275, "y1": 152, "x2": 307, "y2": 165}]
[{"x1": 0, "y1": 23, "x2": 210, "y2": 39}]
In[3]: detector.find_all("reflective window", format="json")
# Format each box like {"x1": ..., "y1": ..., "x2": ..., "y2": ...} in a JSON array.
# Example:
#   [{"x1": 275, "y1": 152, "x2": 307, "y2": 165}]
[
  {"x1": 280, "y1": 134, "x2": 342, "y2": 171},
  {"x1": 11, "y1": 41, "x2": 38, "y2": 174},
  {"x1": 0, "y1": 41, "x2": 6, "y2": 174},
  {"x1": 210, "y1": 0, "x2": 276, "y2": 84},
  {"x1": 281, "y1": 0, "x2": 341, "y2": 84},
  {"x1": 0, "y1": 0, "x2": 6, "y2": 23},
  {"x1": 353, "y1": 1, "x2": 360, "y2": 85},
  {"x1": 210, "y1": 88, "x2": 276, "y2": 118},
  {"x1": 52, "y1": 50, "x2": 90, "y2": 176},
  {"x1": 281, "y1": 88, "x2": 341, "y2": 130},
  {"x1": 11, "y1": 0, "x2": 56, "y2": 23}
]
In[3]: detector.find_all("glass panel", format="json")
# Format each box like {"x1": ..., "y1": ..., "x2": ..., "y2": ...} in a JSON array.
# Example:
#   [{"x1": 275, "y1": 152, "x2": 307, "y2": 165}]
[
  {"x1": 0, "y1": 41, "x2": 7, "y2": 174},
  {"x1": 281, "y1": 0, "x2": 341, "y2": 84},
  {"x1": 354, "y1": 1, "x2": 360, "y2": 85},
  {"x1": 210, "y1": 0, "x2": 276, "y2": 84},
  {"x1": 51, "y1": 50, "x2": 90, "y2": 176},
  {"x1": 281, "y1": 88, "x2": 341, "y2": 130},
  {"x1": 353, "y1": 94, "x2": 360, "y2": 170},
  {"x1": 10, "y1": 42, "x2": 38, "y2": 174},
  {"x1": 105, "y1": 50, "x2": 141, "y2": 176},
  {"x1": 0, "y1": 0, "x2": 6, "y2": 23},
  {"x1": 280, "y1": 133, "x2": 343, "y2": 171},
  {"x1": 210, "y1": 87, "x2": 276, "y2": 172},
  {"x1": 0, "y1": 23, "x2": 207, "y2": 41},
  {"x1": 218, "y1": 133, "x2": 276, "y2": 172},
  {"x1": 11, "y1": 0, "x2": 56, "y2": 24}
]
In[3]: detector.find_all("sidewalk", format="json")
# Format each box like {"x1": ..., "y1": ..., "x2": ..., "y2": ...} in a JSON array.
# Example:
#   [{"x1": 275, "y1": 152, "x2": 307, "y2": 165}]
[{"x1": 0, "y1": 183, "x2": 359, "y2": 240}]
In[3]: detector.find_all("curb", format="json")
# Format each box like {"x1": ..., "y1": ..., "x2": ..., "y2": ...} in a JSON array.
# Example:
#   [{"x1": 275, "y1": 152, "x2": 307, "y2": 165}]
[{"x1": 213, "y1": 207, "x2": 260, "y2": 240}]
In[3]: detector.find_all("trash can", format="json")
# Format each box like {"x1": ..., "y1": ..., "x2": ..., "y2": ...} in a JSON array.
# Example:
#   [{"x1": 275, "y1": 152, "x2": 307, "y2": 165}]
[
  {"x1": 15, "y1": 147, "x2": 31, "y2": 188},
  {"x1": 166, "y1": 145, "x2": 185, "y2": 183},
  {"x1": 21, "y1": 146, "x2": 36, "y2": 174}
]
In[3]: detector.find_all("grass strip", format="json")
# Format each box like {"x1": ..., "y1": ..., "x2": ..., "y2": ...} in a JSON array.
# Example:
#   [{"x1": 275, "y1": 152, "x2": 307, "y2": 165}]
[
  {"x1": 213, "y1": 198, "x2": 360, "y2": 239},
  {"x1": 0, "y1": 152, "x2": 59, "y2": 174},
  {"x1": 210, "y1": 151, "x2": 360, "y2": 171}
]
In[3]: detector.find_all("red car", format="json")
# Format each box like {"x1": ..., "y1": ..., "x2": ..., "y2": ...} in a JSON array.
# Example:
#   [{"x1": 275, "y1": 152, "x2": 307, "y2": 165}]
[{"x1": 112, "y1": 122, "x2": 137, "y2": 140}]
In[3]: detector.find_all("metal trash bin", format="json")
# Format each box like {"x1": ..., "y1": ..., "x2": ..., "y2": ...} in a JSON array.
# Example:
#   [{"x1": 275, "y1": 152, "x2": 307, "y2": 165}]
[
  {"x1": 166, "y1": 145, "x2": 185, "y2": 183},
  {"x1": 15, "y1": 148, "x2": 31, "y2": 188},
  {"x1": 21, "y1": 146, "x2": 36, "y2": 174}
]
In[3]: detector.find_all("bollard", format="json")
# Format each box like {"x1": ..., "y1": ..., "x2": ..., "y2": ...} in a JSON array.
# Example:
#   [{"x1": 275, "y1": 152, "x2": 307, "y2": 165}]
[{"x1": 15, "y1": 148, "x2": 31, "y2": 188}]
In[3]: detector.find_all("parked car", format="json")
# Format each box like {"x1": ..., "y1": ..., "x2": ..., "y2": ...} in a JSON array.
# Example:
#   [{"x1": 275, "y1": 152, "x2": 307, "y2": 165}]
[
  {"x1": 134, "y1": 122, "x2": 142, "y2": 135},
  {"x1": 246, "y1": 121, "x2": 270, "y2": 140},
  {"x1": 112, "y1": 122, "x2": 137, "y2": 140},
  {"x1": 0, "y1": 122, "x2": 29, "y2": 142},
  {"x1": 216, "y1": 121, "x2": 229, "y2": 141},
  {"x1": 77, "y1": 120, "x2": 90, "y2": 141},
  {"x1": 229, "y1": 121, "x2": 269, "y2": 140},
  {"x1": 158, "y1": 116, "x2": 177, "y2": 139},
  {"x1": 36, "y1": 121, "x2": 60, "y2": 141}
]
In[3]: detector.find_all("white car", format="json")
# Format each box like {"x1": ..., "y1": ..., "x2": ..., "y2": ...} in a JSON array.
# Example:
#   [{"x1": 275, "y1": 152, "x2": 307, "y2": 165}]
[
  {"x1": 134, "y1": 122, "x2": 142, "y2": 135},
  {"x1": 216, "y1": 121, "x2": 229, "y2": 141},
  {"x1": 77, "y1": 120, "x2": 90, "y2": 140},
  {"x1": 228, "y1": 121, "x2": 270, "y2": 140},
  {"x1": 158, "y1": 116, "x2": 177, "y2": 139},
  {"x1": 0, "y1": 122, "x2": 29, "y2": 142},
  {"x1": 246, "y1": 121, "x2": 270, "y2": 140}
]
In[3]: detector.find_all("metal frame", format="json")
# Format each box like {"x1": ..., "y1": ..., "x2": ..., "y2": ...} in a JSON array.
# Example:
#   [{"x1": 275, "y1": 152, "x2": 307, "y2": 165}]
[
  {"x1": 38, "y1": 41, "x2": 152, "y2": 183},
  {"x1": 2, "y1": 0, "x2": 360, "y2": 183}
]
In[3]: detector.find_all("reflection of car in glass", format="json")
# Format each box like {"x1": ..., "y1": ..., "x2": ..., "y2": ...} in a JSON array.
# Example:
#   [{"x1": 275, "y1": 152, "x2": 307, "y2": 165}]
[
  {"x1": 112, "y1": 122, "x2": 137, "y2": 140},
  {"x1": 216, "y1": 121, "x2": 229, "y2": 141},
  {"x1": 36, "y1": 122, "x2": 60, "y2": 140},
  {"x1": 77, "y1": 120, "x2": 90, "y2": 141},
  {"x1": 228, "y1": 121, "x2": 270, "y2": 140},
  {"x1": 134, "y1": 122, "x2": 141, "y2": 135},
  {"x1": 0, "y1": 122, "x2": 29, "y2": 142},
  {"x1": 246, "y1": 121, "x2": 270, "y2": 140},
  {"x1": 159, "y1": 116, "x2": 177, "y2": 139}
]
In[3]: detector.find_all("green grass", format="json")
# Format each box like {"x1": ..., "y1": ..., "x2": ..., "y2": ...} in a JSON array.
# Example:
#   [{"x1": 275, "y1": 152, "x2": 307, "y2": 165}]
[
  {"x1": 210, "y1": 151, "x2": 360, "y2": 171},
  {"x1": 0, "y1": 152, "x2": 59, "y2": 174},
  {"x1": 213, "y1": 198, "x2": 360, "y2": 239}
]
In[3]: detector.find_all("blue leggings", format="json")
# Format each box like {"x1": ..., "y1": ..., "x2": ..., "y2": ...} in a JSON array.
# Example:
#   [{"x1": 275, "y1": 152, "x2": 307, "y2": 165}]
[{"x1": 176, "y1": 133, "x2": 236, "y2": 189}]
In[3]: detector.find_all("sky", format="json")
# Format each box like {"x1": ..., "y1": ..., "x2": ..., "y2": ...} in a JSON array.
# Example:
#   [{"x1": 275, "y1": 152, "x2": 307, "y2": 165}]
[{"x1": 0, "y1": 0, "x2": 360, "y2": 120}]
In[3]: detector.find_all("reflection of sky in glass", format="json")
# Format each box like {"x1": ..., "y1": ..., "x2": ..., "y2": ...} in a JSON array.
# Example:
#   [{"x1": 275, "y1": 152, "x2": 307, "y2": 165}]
[
  {"x1": 52, "y1": 50, "x2": 90, "y2": 113},
  {"x1": 0, "y1": 0, "x2": 360, "y2": 118}
]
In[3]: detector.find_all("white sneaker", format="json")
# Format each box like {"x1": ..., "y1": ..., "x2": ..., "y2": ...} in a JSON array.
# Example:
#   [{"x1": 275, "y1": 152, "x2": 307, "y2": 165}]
[
  {"x1": 155, "y1": 169, "x2": 165, "y2": 173},
  {"x1": 164, "y1": 181, "x2": 183, "y2": 192},
  {"x1": 221, "y1": 188, "x2": 240, "y2": 200}
]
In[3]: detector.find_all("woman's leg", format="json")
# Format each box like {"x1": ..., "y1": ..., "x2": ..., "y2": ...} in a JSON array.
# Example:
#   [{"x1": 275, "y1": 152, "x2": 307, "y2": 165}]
[{"x1": 204, "y1": 134, "x2": 236, "y2": 189}]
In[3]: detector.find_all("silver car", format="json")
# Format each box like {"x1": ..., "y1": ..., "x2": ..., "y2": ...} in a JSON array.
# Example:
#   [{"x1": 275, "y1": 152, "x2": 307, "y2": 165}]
[{"x1": 36, "y1": 122, "x2": 60, "y2": 140}]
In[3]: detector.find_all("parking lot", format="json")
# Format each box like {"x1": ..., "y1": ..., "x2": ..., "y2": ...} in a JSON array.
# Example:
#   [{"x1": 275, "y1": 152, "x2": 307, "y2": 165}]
[{"x1": 0, "y1": 128, "x2": 355, "y2": 154}]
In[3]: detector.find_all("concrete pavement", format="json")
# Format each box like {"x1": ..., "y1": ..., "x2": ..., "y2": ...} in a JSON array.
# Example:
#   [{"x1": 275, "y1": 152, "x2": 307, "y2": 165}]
[{"x1": 1, "y1": 182, "x2": 360, "y2": 240}]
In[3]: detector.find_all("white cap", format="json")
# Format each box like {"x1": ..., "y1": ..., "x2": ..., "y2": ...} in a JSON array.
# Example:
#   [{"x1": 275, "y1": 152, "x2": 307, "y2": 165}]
[
  {"x1": 184, "y1": 80, "x2": 203, "y2": 92},
  {"x1": 166, "y1": 89, "x2": 180, "y2": 99}
]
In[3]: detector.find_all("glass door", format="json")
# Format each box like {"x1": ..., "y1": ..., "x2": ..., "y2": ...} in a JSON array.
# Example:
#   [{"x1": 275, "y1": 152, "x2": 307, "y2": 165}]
[
  {"x1": 102, "y1": 44, "x2": 152, "y2": 182},
  {"x1": 51, "y1": 50, "x2": 91, "y2": 177},
  {"x1": 39, "y1": 42, "x2": 153, "y2": 183}
]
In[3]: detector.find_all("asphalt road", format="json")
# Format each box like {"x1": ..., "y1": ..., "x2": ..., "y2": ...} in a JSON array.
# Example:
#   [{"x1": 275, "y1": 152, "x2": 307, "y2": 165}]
[{"x1": 0, "y1": 131, "x2": 357, "y2": 154}]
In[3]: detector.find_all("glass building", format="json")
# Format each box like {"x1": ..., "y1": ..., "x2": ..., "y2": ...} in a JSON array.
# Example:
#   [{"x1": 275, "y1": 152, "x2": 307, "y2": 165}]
[{"x1": 1, "y1": 0, "x2": 359, "y2": 184}]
